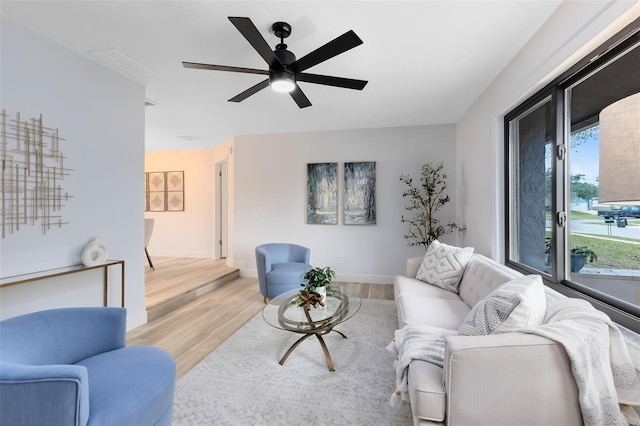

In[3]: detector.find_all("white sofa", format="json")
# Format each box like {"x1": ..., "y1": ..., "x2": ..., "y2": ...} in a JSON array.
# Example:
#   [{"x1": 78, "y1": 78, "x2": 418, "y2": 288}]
[{"x1": 394, "y1": 253, "x2": 583, "y2": 426}]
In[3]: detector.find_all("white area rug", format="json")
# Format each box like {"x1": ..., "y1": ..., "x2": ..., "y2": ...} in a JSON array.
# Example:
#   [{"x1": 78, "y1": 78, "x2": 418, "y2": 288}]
[{"x1": 173, "y1": 298, "x2": 413, "y2": 425}]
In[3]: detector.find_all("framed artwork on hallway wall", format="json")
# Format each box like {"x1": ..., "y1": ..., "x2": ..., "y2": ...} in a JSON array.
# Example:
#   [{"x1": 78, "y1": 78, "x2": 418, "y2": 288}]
[
  {"x1": 147, "y1": 172, "x2": 165, "y2": 212},
  {"x1": 145, "y1": 171, "x2": 184, "y2": 212},
  {"x1": 344, "y1": 162, "x2": 376, "y2": 225},
  {"x1": 166, "y1": 171, "x2": 185, "y2": 211},
  {"x1": 306, "y1": 163, "x2": 338, "y2": 224}
]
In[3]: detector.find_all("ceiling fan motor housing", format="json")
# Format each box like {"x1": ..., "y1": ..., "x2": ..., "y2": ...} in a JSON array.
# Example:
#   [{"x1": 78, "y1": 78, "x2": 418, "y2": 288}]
[
  {"x1": 271, "y1": 27, "x2": 296, "y2": 91},
  {"x1": 274, "y1": 45, "x2": 296, "y2": 66}
]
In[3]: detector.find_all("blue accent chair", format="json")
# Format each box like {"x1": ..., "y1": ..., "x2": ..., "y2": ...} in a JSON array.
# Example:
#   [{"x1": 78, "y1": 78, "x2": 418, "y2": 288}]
[
  {"x1": 256, "y1": 243, "x2": 312, "y2": 301},
  {"x1": 0, "y1": 307, "x2": 176, "y2": 426}
]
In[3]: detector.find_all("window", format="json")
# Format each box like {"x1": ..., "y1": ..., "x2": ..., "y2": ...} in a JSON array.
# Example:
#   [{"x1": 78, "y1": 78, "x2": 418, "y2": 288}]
[
  {"x1": 507, "y1": 96, "x2": 554, "y2": 273},
  {"x1": 506, "y1": 21, "x2": 640, "y2": 329}
]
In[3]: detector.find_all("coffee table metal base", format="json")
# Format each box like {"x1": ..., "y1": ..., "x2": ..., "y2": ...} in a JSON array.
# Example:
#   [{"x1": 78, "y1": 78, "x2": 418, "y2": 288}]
[{"x1": 279, "y1": 328, "x2": 347, "y2": 372}]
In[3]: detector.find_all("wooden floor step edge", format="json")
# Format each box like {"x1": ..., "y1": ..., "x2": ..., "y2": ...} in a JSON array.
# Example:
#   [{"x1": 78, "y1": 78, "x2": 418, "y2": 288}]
[{"x1": 146, "y1": 270, "x2": 240, "y2": 322}]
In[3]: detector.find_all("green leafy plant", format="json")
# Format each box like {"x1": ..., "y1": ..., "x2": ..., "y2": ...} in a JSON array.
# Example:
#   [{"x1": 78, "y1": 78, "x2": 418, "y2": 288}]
[
  {"x1": 545, "y1": 237, "x2": 553, "y2": 265},
  {"x1": 301, "y1": 266, "x2": 335, "y2": 290},
  {"x1": 297, "y1": 266, "x2": 335, "y2": 309},
  {"x1": 571, "y1": 246, "x2": 598, "y2": 263},
  {"x1": 400, "y1": 162, "x2": 465, "y2": 250},
  {"x1": 545, "y1": 238, "x2": 598, "y2": 264}
]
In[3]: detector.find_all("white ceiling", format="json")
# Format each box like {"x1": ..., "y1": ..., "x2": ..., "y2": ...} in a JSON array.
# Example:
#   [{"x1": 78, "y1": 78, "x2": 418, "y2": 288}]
[{"x1": 1, "y1": 1, "x2": 562, "y2": 151}]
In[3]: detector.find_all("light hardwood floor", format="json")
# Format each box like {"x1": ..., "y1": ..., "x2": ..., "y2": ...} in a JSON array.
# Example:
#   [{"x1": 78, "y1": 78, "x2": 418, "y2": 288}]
[
  {"x1": 144, "y1": 257, "x2": 238, "y2": 310},
  {"x1": 127, "y1": 257, "x2": 395, "y2": 379}
]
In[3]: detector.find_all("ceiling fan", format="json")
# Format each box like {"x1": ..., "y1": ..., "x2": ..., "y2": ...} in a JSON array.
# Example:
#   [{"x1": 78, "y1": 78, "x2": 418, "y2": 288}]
[{"x1": 182, "y1": 17, "x2": 368, "y2": 108}]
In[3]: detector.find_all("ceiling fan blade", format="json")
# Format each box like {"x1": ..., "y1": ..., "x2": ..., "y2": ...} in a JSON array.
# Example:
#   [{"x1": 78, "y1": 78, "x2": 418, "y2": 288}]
[
  {"x1": 228, "y1": 79, "x2": 270, "y2": 103},
  {"x1": 290, "y1": 86, "x2": 312, "y2": 108},
  {"x1": 182, "y1": 62, "x2": 268, "y2": 76},
  {"x1": 228, "y1": 17, "x2": 283, "y2": 69},
  {"x1": 291, "y1": 30, "x2": 363, "y2": 73},
  {"x1": 298, "y1": 73, "x2": 368, "y2": 90}
]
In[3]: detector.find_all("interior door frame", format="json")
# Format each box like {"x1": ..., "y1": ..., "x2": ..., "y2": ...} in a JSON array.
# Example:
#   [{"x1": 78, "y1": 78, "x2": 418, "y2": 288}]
[{"x1": 215, "y1": 160, "x2": 228, "y2": 259}]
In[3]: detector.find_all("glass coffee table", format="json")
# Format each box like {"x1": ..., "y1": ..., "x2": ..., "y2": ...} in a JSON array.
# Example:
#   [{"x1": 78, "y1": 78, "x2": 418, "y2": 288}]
[{"x1": 262, "y1": 286, "x2": 362, "y2": 371}]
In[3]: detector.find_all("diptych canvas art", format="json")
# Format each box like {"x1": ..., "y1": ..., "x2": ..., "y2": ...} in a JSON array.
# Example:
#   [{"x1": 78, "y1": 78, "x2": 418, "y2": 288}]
[
  {"x1": 344, "y1": 162, "x2": 376, "y2": 225},
  {"x1": 306, "y1": 161, "x2": 376, "y2": 225},
  {"x1": 306, "y1": 163, "x2": 338, "y2": 224}
]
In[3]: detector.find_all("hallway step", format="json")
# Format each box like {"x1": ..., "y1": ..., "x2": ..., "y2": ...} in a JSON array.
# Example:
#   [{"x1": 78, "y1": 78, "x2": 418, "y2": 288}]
[{"x1": 147, "y1": 268, "x2": 240, "y2": 321}]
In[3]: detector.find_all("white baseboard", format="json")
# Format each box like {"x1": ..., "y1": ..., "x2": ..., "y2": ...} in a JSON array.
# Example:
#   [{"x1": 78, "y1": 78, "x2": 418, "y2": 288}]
[
  {"x1": 150, "y1": 250, "x2": 214, "y2": 258},
  {"x1": 127, "y1": 309, "x2": 148, "y2": 331},
  {"x1": 335, "y1": 273, "x2": 394, "y2": 284},
  {"x1": 232, "y1": 260, "x2": 247, "y2": 272},
  {"x1": 243, "y1": 268, "x2": 258, "y2": 278},
  {"x1": 241, "y1": 268, "x2": 393, "y2": 284}
]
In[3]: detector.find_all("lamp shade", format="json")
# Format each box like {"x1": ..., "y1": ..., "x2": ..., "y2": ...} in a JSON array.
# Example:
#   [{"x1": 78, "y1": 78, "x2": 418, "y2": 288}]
[{"x1": 598, "y1": 92, "x2": 640, "y2": 205}]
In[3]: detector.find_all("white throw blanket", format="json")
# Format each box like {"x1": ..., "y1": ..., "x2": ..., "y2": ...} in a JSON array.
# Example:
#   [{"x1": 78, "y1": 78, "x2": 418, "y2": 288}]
[
  {"x1": 386, "y1": 324, "x2": 456, "y2": 407},
  {"x1": 523, "y1": 298, "x2": 640, "y2": 426},
  {"x1": 387, "y1": 299, "x2": 640, "y2": 425}
]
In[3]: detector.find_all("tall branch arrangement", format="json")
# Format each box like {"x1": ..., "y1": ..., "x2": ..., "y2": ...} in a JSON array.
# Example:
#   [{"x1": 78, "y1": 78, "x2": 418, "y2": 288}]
[{"x1": 400, "y1": 162, "x2": 465, "y2": 250}]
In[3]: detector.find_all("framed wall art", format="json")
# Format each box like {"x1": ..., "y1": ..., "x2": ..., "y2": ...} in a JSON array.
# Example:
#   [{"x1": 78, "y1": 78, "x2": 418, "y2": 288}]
[
  {"x1": 306, "y1": 163, "x2": 337, "y2": 224},
  {"x1": 344, "y1": 161, "x2": 376, "y2": 225},
  {"x1": 147, "y1": 172, "x2": 165, "y2": 212},
  {"x1": 145, "y1": 171, "x2": 184, "y2": 212},
  {"x1": 166, "y1": 171, "x2": 184, "y2": 211}
]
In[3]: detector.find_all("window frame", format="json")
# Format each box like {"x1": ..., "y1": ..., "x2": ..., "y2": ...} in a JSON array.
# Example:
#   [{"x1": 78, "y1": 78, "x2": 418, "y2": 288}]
[{"x1": 504, "y1": 17, "x2": 640, "y2": 332}]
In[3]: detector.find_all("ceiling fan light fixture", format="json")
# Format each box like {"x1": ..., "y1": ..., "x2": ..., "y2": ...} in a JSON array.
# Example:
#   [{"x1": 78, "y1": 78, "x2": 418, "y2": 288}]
[
  {"x1": 270, "y1": 70, "x2": 296, "y2": 93},
  {"x1": 184, "y1": 17, "x2": 367, "y2": 108}
]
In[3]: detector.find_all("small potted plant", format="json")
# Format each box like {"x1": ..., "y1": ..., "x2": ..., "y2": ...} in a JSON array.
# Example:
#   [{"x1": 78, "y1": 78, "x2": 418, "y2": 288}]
[
  {"x1": 298, "y1": 266, "x2": 335, "y2": 309},
  {"x1": 545, "y1": 237, "x2": 552, "y2": 266},
  {"x1": 571, "y1": 246, "x2": 598, "y2": 273}
]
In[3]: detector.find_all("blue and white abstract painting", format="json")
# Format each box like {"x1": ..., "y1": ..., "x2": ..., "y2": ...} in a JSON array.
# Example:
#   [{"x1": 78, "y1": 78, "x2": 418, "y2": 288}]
[
  {"x1": 344, "y1": 162, "x2": 376, "y2": 225},
  {"x1": 306, "y1": 163, "x2": 338, "y2": 224}
]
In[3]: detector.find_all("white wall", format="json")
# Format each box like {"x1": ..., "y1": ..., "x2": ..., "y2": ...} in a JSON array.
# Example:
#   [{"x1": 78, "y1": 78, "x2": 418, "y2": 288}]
[
  {"x1": 455, "y1": 1, "x2": 639, "y2": 260},
  {"x1": 232, "y1": 125, "x2": 458, "y2": 283},
  {"x1": 0, "y1": 18, "x2": 146, "y2": 329}
]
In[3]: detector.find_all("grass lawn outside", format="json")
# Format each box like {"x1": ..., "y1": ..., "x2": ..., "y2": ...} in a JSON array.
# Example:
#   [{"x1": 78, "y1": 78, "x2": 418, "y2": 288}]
[
  {"x1": 570, "y1": 234, "x2": 640, "y2": 270},
  {"x1": 543, "y1": 211, "x2": 640, "y2": 270}
]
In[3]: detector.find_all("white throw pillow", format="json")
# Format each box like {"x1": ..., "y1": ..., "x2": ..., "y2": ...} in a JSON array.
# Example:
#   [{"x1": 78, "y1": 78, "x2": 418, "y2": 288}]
[
  {"x1": 458, "y1": 274, "x2": 546, "y2": 336},
  {"x1": 415, "y1": 240, "x2": 474, "y2": 294}
]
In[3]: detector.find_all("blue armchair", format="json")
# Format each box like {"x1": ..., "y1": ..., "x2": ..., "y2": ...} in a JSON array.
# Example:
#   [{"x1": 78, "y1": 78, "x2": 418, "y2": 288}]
[
  {"x1": 256, "y1": 243, "x2": 312, "y2": 301},
  {"x1": 0, "y1": 307, "x2": 175, "y2": 426}
]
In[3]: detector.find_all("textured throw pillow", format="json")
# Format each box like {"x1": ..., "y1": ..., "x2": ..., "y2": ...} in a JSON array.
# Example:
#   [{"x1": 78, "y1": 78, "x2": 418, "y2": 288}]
[
  {"x1": 458, "y1": 274, "x2": 546, "y2": 336},
  {"x1": 415, "y1": 240, "x2": 474, "y2": 294}
]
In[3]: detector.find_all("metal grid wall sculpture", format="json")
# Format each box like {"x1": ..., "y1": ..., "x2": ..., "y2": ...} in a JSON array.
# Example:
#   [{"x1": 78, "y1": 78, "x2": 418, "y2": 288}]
[{"x1": 1, "y1": 111, "x2": 72, "y2": 238}]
